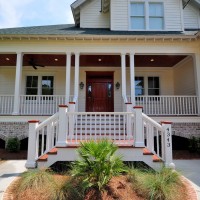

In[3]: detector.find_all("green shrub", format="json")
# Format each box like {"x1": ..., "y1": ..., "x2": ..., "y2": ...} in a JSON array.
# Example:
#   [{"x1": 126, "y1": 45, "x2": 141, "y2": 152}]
[
  {"x1": 129, "y1": 167, "x2": 181, "y2": 200},
  {"x1": 70, "y1": 140, "x2": 127, "y2": 191},
  {"x1": 6, "y1": 137, "x2": 20, "y2": 152}
]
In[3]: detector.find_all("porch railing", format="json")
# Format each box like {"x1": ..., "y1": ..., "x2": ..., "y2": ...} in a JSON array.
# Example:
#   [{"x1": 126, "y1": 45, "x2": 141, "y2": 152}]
[
  {"x1": 19, "y1": 95, "x2": 73, "y2": 115},
  {"x1": 66, "y1": 112, "x2": 134, "y2": 144},
  {"x1": 0, "y1": 95, "x2": 14, "y2": 115},
  {"x1": 127, "y1": 95, "x2": 199, "y2": 115}
]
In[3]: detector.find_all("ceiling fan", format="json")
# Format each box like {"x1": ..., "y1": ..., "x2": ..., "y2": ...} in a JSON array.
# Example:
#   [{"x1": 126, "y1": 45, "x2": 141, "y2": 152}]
[{"x1": 28, "y1": 58, "x2": 45, "y2": 70}]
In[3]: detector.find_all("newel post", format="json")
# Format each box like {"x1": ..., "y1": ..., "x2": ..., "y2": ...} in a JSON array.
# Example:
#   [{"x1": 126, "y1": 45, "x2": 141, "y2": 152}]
[
  {"x1": 126, "y1": 103, "x2": 133, "y2": 140},
  {"x1": 56, "y1": 105, "x2": 68, "y2": 147},
  {"x1": 25, "y1": 120, "x2": 39, "y2": 168},
  {"x1": 68, "y1": 102, "x2": 76, "y2": 138},
  {"x1": 134, "y1": 106, "x2": 145, "y2": 147},
  {"x1": 161, "y1": 121, "x2": 175, "y2": 169}
]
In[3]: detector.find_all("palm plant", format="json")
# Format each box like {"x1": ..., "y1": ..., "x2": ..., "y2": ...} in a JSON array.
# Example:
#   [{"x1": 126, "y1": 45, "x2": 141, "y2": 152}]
[{"x1": 71, "y1": 140, "x2": 127, "y2": 191}]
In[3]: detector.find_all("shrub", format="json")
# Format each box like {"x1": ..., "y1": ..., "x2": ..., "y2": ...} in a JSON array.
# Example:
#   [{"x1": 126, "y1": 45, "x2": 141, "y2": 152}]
[
  {"x1": 129, "y1": 167, "x2": 181, "y2": 200},
  {"x1": 6, "y1": 137, "x2": 20, "y2": 152},
  {"x1": 70, "y1": 140, "x2": 127, "y2": 191}
]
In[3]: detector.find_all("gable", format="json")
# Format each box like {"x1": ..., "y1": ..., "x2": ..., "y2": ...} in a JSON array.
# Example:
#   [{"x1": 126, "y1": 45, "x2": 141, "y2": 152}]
[{"x1": 71, "y1": 0, "x2": 110, "y2": 26}]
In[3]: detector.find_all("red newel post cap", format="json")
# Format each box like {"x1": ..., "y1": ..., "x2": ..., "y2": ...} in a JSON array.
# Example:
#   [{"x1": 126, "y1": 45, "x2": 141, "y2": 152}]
[
  {"x1": 58, "y1": 105, "x2": 68, "y2": 108},
  {"x1": 69, "y1": 102, "x2": 76, "y2": 104},
  {"x1": 161, "y1": 121, "x2": 172, "y2": 125},
  {"x1": 28, "y1": 120, "x2": 40, "y2": 123},
  {"x1": 133, "y1": 106, "x2": 143, "y2": 109}
]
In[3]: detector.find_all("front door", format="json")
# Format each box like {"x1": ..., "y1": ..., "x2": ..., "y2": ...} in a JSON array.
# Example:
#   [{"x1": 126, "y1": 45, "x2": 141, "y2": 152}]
[{"x1": 86, "y1": 73, "x2": 114, "y2": 112}]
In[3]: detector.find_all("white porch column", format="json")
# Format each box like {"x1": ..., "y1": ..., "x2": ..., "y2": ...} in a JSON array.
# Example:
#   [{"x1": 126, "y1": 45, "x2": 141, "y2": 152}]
[
  {"x1": 13, "y1": 52, "x2": 23, "y2": 115},
  {"x1": 74, "y1": 52, "x2": 80, "y2": 99},
  {"x1": 130, "y1": 53, "x2": 135, "y2": 105},
  {"x1": 65, "y1": 52, "x2": 71, "y2": 104},
  {"x1": 121, "y1": 53, "x2": 127, "y2": 98}
]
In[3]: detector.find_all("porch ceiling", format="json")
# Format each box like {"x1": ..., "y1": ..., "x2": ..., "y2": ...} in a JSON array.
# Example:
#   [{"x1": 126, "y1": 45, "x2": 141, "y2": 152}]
[{"x1": 0, "y1": 54, "x2": 187, "y2": 68}]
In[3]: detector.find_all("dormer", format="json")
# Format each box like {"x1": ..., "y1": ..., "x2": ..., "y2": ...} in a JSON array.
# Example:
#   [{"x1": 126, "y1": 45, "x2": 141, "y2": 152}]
[
  {"x1": 71, "y1": 0, "x2": 110, "y2": 28},
  {"x1": 71, "y1": 0, "x2": 200, "y2": 32}
]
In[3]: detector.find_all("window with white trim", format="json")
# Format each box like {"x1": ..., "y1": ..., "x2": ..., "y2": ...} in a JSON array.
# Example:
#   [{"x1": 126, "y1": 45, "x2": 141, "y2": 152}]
[
  {"x1": 25, "y1": 76, "x2": 54, "y2": 95},
  {"x1": 135, "y1": 77, "x2": 144, "y2": 96},
  {"x1": 130, "y1": 3, "x2": 145, "y2": 30},
  {"x1": 148, "y1": 77, "x2": 160, "y2": 95},
  {"x1": 130, "y1": 2, "x2": 164, "y2": 30}
]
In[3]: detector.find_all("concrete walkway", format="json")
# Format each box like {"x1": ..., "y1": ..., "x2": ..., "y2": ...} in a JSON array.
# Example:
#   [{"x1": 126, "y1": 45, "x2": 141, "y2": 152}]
[
  {"x1": 174, "y1": 160, "x2": 200, "y2": 200},
  {"x1": 0, "y1": 160, "x2": 26, "y2": 200}
]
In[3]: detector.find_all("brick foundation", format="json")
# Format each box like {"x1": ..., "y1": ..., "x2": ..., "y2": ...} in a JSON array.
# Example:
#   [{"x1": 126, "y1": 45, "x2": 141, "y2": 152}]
[
  {"x1": 0, "y1": 122, "x2": 29, "y2": 141},
  {"x1": 172, "y1": 123, "x2": 200, "y2": 138}
]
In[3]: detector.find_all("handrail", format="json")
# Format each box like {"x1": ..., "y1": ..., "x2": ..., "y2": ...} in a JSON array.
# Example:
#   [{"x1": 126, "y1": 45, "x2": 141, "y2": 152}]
[
  {"x1": 36, "y1": 112, "x2": 59, "y2": 131},
  {"x1": 142, "y1": 113, "x2": 163, "y2": 131}
]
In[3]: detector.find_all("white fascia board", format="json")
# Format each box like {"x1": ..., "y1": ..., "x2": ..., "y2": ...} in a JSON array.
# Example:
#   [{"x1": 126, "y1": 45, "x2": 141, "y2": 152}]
[{"x1": 183, "y1": 0, "x2": 200, "y2": 8}]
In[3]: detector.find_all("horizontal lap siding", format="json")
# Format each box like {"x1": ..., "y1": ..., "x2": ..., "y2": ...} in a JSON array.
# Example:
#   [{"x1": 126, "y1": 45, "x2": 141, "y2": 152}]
[
  {"x1": 165, "y1": 0, "x2": 182, "y2": 31},
  {"x1": 174, "y1": 58, "x2": 196, "y2": 95},
  {"x1": 80, "y1": 0, "x2": 110, "y2": 28},
  {"x1": 110, "y1": 0, "x2": 128, "y2": 30},
  {"x1": 183, "y1": 4, "x2": 200, "y2": 29},
  {"x1": 0, "y1": 68, "x2": 15, "y2": 94}
]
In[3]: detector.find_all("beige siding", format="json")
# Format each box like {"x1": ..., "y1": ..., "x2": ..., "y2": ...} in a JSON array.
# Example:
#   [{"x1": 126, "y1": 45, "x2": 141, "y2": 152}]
[
  {"x1": 183, "y1": 4, "x2": 200, "y2": 29},
  {"x1": 174, "y1": 57, "x2": 196, "y2": 95},
  {"x1": 110, "y1": 0, "x2": 128, "y2": 31},
  {"x1": 164, "y1": 0, "x2": 182, "y2": 31},
  {"x1": 80, "y1": 0, "x2": 110, "y2": 28},
  {"x1": 0, "y1": 67, "x2": 15, "y2": 94},
  {"x1": 126, "y1": 67, "x2": 174, "y2": 96}
]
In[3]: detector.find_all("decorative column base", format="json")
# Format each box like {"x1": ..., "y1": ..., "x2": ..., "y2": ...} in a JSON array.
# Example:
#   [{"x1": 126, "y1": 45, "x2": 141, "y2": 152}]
[{"x1": 25, "y1": 161, "x2": 36, "y2": 169}]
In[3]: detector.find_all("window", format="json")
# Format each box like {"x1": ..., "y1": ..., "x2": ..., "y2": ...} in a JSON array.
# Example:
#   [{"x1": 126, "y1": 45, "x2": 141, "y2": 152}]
[
  {"x1": 148, "y1": 77, "x2": 159, "y2": 95},
  {"x1": 26, "y1": 76, "x2": 54, "y2": 95},
  {"x1": 130, "y1": 3, "x2": 145, "y2": 30},
  {"x1": 42, "y1": 76, "x2": 54, "y2": 95},
  {"x1": 135, "y1": 77, "x2": 144, "y2": 96},
  {"x1": 26, "y1": 76, "x2": 38, "y2": 95},
  {"x1": 149, "y1": 3, "x2": 164, "y2": 30},
  {"x1": 130, "y1": 2, "x2": 164, "y2": 30}
]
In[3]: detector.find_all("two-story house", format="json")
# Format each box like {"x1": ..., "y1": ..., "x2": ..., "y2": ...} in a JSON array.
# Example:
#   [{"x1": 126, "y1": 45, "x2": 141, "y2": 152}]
[{"x1": 0, "y1": 0, "x2": 200, "y2": 169}]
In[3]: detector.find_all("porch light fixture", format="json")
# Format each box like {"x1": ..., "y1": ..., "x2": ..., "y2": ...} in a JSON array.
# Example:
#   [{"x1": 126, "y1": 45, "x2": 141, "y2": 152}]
[
  {"x1": 115, "y1": 82, "x2": 120, "y2": 89},
  {"x1": 79, "y1": 82, "x2": 84, "y2": 89},
  {"x1": 150, "y1": 58, "x2": 154, "y2": 62},
  {"x1": 6, "y1": 58, "x2": 10, "y2": 61},
  {"x1": 98, "y1": 58, "x2": 102, "y2": 62},
  {"x1": 54, "y1": 58, "x2": 58, "y2": 61}
]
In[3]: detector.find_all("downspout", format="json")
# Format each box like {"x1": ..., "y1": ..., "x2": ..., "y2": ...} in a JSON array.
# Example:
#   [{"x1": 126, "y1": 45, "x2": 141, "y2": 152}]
[
  {"x1": 100, "y1": 0, "x2": 103, "y2": 12},
  {"x1": 183, "y1": 0, "x2": 191, "y2": 9}
]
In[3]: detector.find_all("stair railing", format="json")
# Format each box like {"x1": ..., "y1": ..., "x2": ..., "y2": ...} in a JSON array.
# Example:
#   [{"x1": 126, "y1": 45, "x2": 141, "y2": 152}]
[
  {"x1": 25, "y1": 111, "x2": 59, "y2": 168},
  {"x1": 141, "y1": 109, "x2": 174, "y2": 168}
]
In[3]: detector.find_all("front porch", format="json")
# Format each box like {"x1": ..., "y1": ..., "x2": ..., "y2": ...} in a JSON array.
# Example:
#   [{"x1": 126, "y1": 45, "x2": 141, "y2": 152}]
[{"x1": 0, "y1": 52, "x2": 199, "y2": 117}]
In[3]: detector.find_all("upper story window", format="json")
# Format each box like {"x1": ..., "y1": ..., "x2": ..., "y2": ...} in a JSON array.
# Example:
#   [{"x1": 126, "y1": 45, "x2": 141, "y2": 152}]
[{"x1": 130, "y1": 2, "x2": 164, "y2": 30}]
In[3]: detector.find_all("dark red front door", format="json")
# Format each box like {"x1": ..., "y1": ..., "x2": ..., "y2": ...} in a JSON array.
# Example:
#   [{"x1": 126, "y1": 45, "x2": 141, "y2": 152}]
[{"x1": 86, "y1": 73, "x2": 114, "y2": 112}]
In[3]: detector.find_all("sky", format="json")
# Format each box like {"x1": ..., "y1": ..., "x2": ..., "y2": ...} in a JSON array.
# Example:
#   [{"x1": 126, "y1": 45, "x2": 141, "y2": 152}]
[{"x1": 0, "y1": 0, "x2": 75, "y2": 29}]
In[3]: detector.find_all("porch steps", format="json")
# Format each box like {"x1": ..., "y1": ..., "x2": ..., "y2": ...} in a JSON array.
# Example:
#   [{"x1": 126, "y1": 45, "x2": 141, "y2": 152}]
[{"x1": 37, "y1": 146, "x2": 163, "y2": 171}]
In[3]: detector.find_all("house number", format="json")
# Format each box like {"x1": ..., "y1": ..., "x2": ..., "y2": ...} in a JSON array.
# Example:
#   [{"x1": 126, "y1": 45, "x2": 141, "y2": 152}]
[{"x1": 166, "y1": 128, "x2": 171, "y2": 148}]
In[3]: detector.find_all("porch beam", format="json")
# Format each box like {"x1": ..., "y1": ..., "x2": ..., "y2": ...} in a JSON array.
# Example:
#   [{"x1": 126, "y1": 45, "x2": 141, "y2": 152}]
[
  {"x1": 13, "y1": 52, "x2": 23, "y2": 115},
  {"x1": 121, "y1": 53, "x2": 127, "y2": 99},
  {"x1": 74, "y1": 52, "x2": 80, "y2": 99},
  {"x1": 130, "y1": 53, "x2": 135, "y2": 105},
  {"x1": 65, "y1": 52, "x2": 71, "y2": 104}
]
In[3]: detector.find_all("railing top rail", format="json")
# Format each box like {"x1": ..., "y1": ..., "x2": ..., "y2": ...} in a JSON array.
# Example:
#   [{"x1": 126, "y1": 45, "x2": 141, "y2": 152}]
[
  {"x1": 20, "y1": 95, "x2": 66, "y2": 97},
  {"x1": 127, "y1": 95, "x2": 198, "y2": 97},
  {"x1": 142, "y1": 113, "x2": 163, "y2": 131},
  {"x1": 0, "y1": 95, "x2": 14, "y2": 96},
  {"x1": 36, "y1": 112, "x2": 59, "y2": 131},
  {"x1": 66, "y1": 112, "x2": 133, "y2": 115}
]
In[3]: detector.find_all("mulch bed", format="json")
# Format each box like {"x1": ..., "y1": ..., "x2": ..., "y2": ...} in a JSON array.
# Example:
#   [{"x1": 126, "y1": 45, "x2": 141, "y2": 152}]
[
  {"x1": 0, "y1": 149, "x2": 27, "y2": 160},
  {"x1": 173, "y1": 150, "x2": 200, "y2": 159}
]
